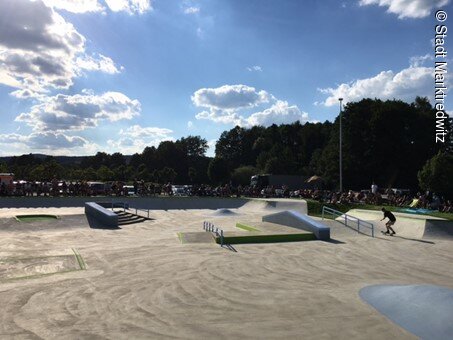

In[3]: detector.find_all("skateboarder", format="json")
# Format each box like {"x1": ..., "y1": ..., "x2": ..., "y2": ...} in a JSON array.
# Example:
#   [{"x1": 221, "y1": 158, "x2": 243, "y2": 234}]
[{"x1": 380, "y1": 207, "x2": 396, "y2": 235}]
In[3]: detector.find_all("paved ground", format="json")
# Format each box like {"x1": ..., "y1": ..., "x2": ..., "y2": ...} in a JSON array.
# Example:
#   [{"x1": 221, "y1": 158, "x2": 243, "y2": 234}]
[{"x1": 0, "y1": 199, "x2": 452, "y2": 339}]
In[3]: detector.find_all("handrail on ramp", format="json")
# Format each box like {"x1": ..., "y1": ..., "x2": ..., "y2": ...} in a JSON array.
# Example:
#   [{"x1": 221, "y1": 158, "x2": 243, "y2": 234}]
[{"x1": 322, "y1": 206, "x2": 375, "y2": 237}]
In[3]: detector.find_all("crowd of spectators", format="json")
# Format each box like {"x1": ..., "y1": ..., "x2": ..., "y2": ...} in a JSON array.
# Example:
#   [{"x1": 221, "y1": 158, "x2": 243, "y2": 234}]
[{"x1": 1, "y1": 178, "x2": 452, "y2": 214}]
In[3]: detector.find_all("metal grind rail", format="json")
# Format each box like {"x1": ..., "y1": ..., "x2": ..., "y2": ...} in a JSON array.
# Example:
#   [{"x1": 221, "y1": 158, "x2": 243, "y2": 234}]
[
  {"x1": 322, "y1": 206, "x2": 375, "y2": 237},
  {"x1": 203, "y1": 221, "x2": 225, "y2": 246}
]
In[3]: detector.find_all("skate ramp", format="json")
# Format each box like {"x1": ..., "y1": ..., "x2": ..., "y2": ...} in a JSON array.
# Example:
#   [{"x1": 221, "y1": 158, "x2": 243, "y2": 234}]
[
  {"x1": 343, "y1": 209, "x2": 453, "y2": 240},
  {"x1": 360, "y1": 284, "x2": 453, "y2": 340},
  {"x1": 240, "y1": 199, "x2": 307, "y2": 215},
  {"x1": 262, "y1": 210, "x2": 330, "y2": 240},
  {"x1": 211, "y1": 208, "x2": 239, "y2": 216}
]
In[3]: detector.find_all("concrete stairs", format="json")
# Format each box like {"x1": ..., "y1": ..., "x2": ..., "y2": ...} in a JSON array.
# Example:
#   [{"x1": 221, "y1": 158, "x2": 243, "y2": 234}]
[{"x1": 114, "y1": 210, "x2": 148, "y2": 225}]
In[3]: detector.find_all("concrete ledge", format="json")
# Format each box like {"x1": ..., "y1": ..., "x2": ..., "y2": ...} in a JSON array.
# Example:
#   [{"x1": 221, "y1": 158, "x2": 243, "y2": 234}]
[
  {"x1": 96, "y1": 202, "x2": 129, "y2": 210},
  {"x1": 262, "y1": 210, "x2": 330, "y2": 240},
  {"x1": 85, "y1": 202, "x2": 118, "y2": 228}
]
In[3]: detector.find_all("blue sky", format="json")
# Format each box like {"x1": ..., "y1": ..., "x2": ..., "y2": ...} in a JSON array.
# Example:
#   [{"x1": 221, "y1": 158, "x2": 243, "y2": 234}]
[{"x1": 0, "y1": 0, "x2": 451, "y2": 156}]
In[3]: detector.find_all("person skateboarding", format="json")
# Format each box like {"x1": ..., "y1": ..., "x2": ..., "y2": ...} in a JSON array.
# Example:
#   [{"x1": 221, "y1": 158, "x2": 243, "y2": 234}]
[{"x1": 380, "y1": 207, "x2": 396, "y2": 235}]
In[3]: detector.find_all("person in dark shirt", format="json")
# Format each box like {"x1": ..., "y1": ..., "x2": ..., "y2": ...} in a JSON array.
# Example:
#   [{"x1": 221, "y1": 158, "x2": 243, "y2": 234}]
[{"x1": 381, "y1": 207, "x2": 396, "y2": 235}]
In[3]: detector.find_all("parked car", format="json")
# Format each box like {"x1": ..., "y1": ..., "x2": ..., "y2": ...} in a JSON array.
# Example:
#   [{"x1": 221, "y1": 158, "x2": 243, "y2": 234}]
[
  {"x1": 123, "y1": 185, "x2": 135, "y2": 196},
  {"x1": 172, "y1": 185, "x2": 187, "y2": 196}
]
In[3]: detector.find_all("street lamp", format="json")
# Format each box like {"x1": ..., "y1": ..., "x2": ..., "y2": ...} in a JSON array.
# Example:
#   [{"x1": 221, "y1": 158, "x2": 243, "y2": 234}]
[{"x1": 339, "y1": 98, "x2": 343, "y2": 192}]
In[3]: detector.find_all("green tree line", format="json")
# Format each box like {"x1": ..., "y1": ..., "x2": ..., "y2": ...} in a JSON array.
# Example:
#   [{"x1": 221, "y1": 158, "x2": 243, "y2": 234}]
[{"x1": 1, "y1": 97, "x2": 451, "y2": 196}]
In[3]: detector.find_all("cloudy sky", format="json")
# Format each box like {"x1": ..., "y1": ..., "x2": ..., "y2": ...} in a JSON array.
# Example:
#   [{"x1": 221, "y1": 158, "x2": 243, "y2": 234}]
[{"x1": 0, "y1": 0, "x2": 451, "y2": 156}]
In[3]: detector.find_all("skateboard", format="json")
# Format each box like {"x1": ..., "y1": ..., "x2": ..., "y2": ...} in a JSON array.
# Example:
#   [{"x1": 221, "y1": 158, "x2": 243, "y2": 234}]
[{"x1": 381, "y1": 231, "x2": 395, "y2": 236}]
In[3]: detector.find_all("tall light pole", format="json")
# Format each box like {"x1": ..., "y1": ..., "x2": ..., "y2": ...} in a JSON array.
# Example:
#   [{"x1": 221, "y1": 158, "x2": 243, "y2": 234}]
[{"x1": 339, "y1": 98, "x2": 343, "y2": 192}]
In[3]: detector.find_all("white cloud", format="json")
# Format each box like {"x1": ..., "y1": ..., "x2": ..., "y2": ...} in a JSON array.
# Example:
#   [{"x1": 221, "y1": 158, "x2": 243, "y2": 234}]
[
  {"x1": 182, "y1": 1, "x2": 213, "y2": 39},
  {"x1": 0, "y1": 0, "x2": 134, "y2": 98},
  {"x1": 247, "y1": 65, "x2": 263, "y2": 72},
  {"x1": 104, "y1": 0, "x2": 152, "y2": 14},
  {"x1": 409, "y1": 54, "x2": 433, "y2": 67},
  {"x1": 43, "y1": 0, "x2": 104, "y2": 13},
  {"x1": 206, "y1": 139, "x2": 217, "y2": 157},
  {"x1": 9, "y1": 89, "x2": 45, "y2": 100},
  {"x1": 184, "y1": 6, "x2": 200, "y2": 14},
  {"x1": 108, "y1": 125, "x2": 174, "y2": 154},
  {"x1": 16, "y1": 91, "x2": 141, "y2": 132},
  {"x1": 195, "y1": 109, "x2": 243, "y2": 125},
  {"x1": 245, "y1": 100, "x2": 309, "y2": 127},
  {"x1": 193, "y1": 84, "x2": 308, "y2": 127},
  {"x1": 319, "y1": 64, "x2": 434, "y2": 106},
  {"x1": 0, "y1": 0, "x2": 85, "y2": 93},
  {"x1": 119, "y1": 125, "x2": 173, "y2": 138},
  {"x1": 43, "y1": 0, "x2": 152, "y2": 14},
  {"x1": 192, "y1": 85, "x2": 270, "y2": 110},
  {"x1": 359, "y1": 0, "x2": 450, "y2": 19},
  {"x1": 76, "y1": 54, "x2": 120, "y2": 74},
  {"x1": 187, "y1": 121, "x2": 194, "y2": 129},
  {"x1": 0, "y1": 131, "x2": 99, "y2": 156}
]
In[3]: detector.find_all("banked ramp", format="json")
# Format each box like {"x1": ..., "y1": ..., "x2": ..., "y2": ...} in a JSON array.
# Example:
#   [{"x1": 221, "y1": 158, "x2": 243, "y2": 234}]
[
  {"x1": 262, "y1": 210, "x2": 330, "y2": 240},
  {"x1": 344, "y1": 209, "x2": 453, "y2": 240}
]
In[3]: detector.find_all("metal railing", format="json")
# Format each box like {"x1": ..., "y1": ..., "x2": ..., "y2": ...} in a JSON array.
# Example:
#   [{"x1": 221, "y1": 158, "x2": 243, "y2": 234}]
[
  {"x1": 109, "y1": 201, "x2": 150, "y2": 219},
  {"x1": 134, "y1": 207, "x2": 150, "y2": 219},
  {"x1": 203, "y1": 221, "x2": 225, "y2": 246},
  {"x1": 322, "y1": 206, "x2": 374, "y2": 237},
  {"x1": 110, "y1": 200, "x2": 127, "y2": 212}
]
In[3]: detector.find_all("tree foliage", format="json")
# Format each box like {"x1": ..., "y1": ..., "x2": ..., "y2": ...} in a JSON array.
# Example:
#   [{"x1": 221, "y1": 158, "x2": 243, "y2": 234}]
[
  {"x1": 208, "y1": 158, "x2": 229, "y2": 184},
  {"x1": 231, "y1": 166, "x2": 258, "y2": 186},
  {"x1": 418, "y1": 151, "x2": 453, "y2": 198},
  {"x1": 0, "y1": 98, "x2": 448, "y2": 196}
]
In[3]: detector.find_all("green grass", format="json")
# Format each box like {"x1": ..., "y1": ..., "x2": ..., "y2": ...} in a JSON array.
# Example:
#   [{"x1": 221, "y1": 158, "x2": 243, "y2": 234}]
[
  {"x1": 72, "y1": 248, "x2": 86, "y2": 270},
  {"x1": 235, "y1": 222, "x2": 260, "y2": 232},
  {"x1": 176, "y1": 232, "x2": 185, "y2": 244},
  {"x1": 15, "y1": 214, "x2": 59, "y2": 222},
  {"x1": 215, "y1": 233, "x2": 316, "y2": 245}
]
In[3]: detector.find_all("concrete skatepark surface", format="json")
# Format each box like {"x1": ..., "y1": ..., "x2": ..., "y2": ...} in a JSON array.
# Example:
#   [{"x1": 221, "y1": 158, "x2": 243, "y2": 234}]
[{"x1": 0, "y1": 197, "x2": 452, "y2": 339}]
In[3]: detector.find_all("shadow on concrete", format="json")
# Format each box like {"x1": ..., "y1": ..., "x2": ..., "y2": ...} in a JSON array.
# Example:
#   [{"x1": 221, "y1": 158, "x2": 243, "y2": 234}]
[
  {"x1": 391, "y1": 234, "x2": 435, "y2": 244},
  {"x1": 324, "y1": 238, "x2": 346, "y2": 244},
  {"x1": 222, "y1": 244, "x2": 238, "y2": 252},
  {"x1": 86, "y1": 215, "x2": 121, "y2": 230}
]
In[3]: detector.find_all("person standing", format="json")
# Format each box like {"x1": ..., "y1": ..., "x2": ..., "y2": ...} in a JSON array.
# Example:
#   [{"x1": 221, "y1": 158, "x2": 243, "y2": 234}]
[
  {"x1": 381, "y1": 207, "x2": 396, "y2": 235},
  {"x1": 371, "y1": 182, "x2": 378, "y2": 195}
]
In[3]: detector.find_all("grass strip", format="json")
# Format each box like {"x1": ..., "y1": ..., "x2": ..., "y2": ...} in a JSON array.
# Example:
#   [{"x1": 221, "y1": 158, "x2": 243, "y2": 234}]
[
  {"x1": 177, "y1": 232, "x2": 185, "y2": 244},
  {"x1": 216, "y1": 233, "x2": 316, "y2": 245},
  {"x1": 72, "y1": 248, "x2": 86, "y2": 270},
  {"x1": 235, "y1": 222, "x2": 260, "y2": 232},
  {"x1": 15, "y1": 214, "x2": 59, "y2": 222}
]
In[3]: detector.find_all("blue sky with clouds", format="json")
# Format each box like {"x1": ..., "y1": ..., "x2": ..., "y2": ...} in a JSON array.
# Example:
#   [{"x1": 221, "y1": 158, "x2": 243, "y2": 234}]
[{"x1": 0, "y1": 0, "x2": 451, "y2": 156}]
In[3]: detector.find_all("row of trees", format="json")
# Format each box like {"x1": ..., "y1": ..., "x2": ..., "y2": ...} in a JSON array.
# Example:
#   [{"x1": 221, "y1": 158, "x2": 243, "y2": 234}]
[{"x1": 1, "y1": 97, "x2": 452, "y2": 197}]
